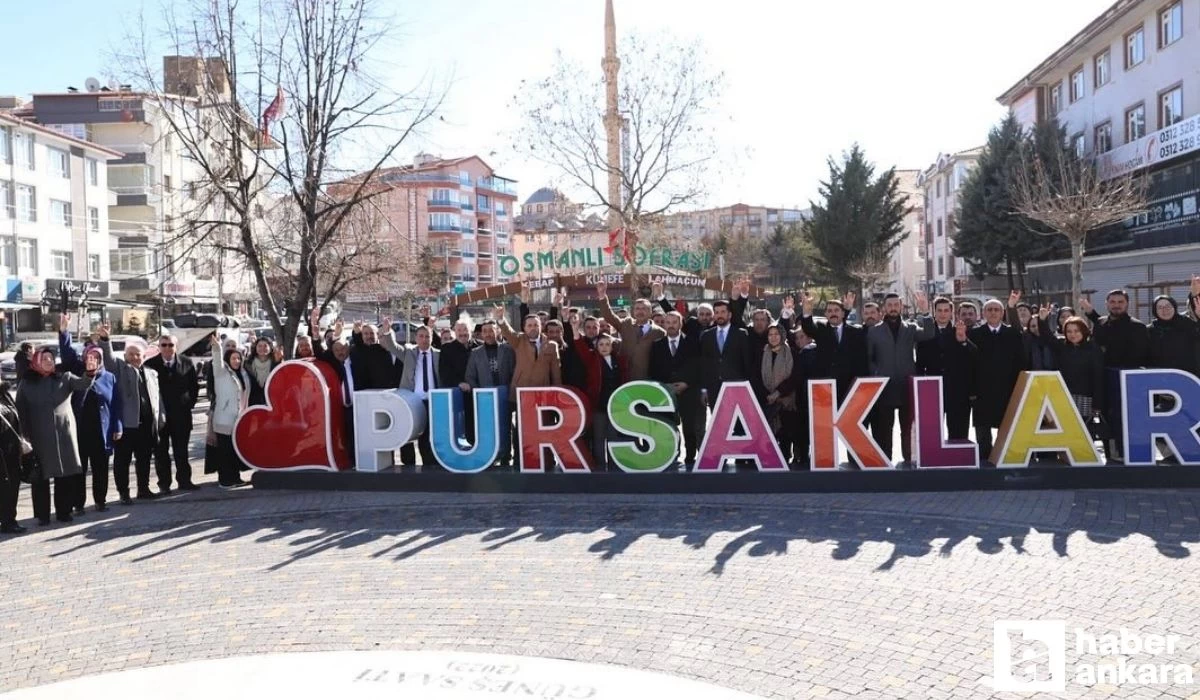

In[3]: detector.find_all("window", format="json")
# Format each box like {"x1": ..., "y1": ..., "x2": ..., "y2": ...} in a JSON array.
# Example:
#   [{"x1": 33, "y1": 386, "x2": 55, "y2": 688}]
[
  {"x1": 936, "y1": 218, "x2": 943, "y2": 237},
  {"x1": 1072, "y1": 133, "x2": 1086, "y2": 157},
  {"x1": 88, "y1": 254, "x2": 101, "y2": 280},
  {"x1": 50, "y1": 200, "x2": 71, "y2": 227},
  {"x1": 49, "y1": 123, "x2": 86, "y2": 140},
  {"x1": 1160, "y1": 2, "x2": 1182, "y2": 47},
  {"x1": 477, "y1": 194, "x2": 491, "y2": 211},
  {"x1": 1070, "y1": 67, "x2": 1085, "y2": 103},
  {"x1": 49, "y1": 148, "x2": 70, "y2": 179},
  {"x1": 430, "y1": 188, "x2": 455, "y2": 204},
  {"x1": 17, "y1": 239, "x2": 37, "y2": 273},
  {"x1": 98, "y1": 97, "x2": 140, "y2": 112},
  {"x1": 1049, "y1": 84, "x2": 1062, "y2": 115},
  {"x1": 1126, "y1": 103, "x2": 1146, "y2": 142},
  {"x1": 937, "y1": 257, "x2": 943, "y2": 276},
  {"x1": 1160, "y1": 85, "x2": 1184, "y2": 127},
  {"x1": 163, "y1": 174, "x2": 172, "y2": 192},
  {"x1": 1126, "y1": 26, "x2": 1145, "y2": 67},
  {"x1": 13, "y1": 132, "x2": 33, "y2": 170},
  {"x1": 111, "y1": 249, "x2": 151, "y2": 275},
  {"x1": 1094, "y1": 50, "x2": 1111, "y2": 88},
  {"x1": 86, "y1": 158, "x2": 98, "y2": 186},
  {"x1": 51, "y1": 251, "x2": 73, "y2": 276},
  {"x1": 0, "y1": 127, "x2": 9, "y2": 164},
  {"x1": 536, "y1": 204, "x2": 543, "y2": 213},
  {"x1": 935, "y1": 179, "x2": 941, "y2": 198},
  {"x1": 1095, "y1": 122, "x2": 1113, "y2": 153},
  {"x1": 88, "y1": 206, "x2": 99, "y2": 233},
  {"x1": 0, "y1": 181, "x2": 10, "y2": 219},
  {"x1": 428, "y1": 212, "x2": 458, "y2": 231},
  {"x1": 16, "y1": 185, "x2": 35, "y2": 222}
]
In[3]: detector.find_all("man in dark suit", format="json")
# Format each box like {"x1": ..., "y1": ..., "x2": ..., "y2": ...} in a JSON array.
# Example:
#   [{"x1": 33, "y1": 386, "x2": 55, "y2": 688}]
[
  {"x1": 915, "y1": 297, "x2": 977, "y2": 441},
  {"x1": 145, "y1": 334, "x2": 201, "y2": 492},
  {"x1": 466, "y1": 320, "x2": 518, "y2": 467},
  {"x1": 650, "y1": 310, "x2": 703, "y2": 467},
  {"x1": 1081, "y1": 289, "x2": 1150, "y2": 463},
  {"x1": 967, "y1": 295, "x2": 1027, "y2": 464},
  {"x1": 699, "y1": 300, "x2": 756, "y2": 404},
  {"x1": 798, "y1": 292, "x2": 868, "y2": 402},
  {"x1": 350, "y1": 322, "x2": 401, "y2": 390},
  {"x1": 866, "y1": 292, "x2": 934, "y2": 467}
]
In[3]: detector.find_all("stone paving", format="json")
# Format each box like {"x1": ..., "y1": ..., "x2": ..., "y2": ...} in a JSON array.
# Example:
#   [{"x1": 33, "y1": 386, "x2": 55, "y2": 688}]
[{"x1": 1, "y1": 418, "x2": 1200, "y2": 698}]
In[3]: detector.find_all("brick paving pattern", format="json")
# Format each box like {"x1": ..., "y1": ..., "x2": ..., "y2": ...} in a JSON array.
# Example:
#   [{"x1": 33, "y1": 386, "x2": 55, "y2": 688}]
[{"x1": 1, "y1": 420, "x2": 1199, "y2": 698}]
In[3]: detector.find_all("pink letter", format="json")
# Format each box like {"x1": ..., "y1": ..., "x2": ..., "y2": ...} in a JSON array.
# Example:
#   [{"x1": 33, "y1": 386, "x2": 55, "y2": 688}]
[
  {"x1": 694, "y1": 381, "x2": 787, "y2": 472},
  {"x1": 911, "y1": 376, "x2": 979, "y2": 468}
]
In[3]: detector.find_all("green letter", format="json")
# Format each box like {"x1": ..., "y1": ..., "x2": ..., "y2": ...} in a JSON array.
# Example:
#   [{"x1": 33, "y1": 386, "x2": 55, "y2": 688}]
[{"x1": 607, "y1": 381, "x2": 679, "y2": 472}]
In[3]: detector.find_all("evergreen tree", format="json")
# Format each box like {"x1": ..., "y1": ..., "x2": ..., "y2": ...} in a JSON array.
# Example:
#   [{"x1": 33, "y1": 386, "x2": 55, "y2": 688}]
[
  {"x1": 763, "y1": 223, "x2": 819, "y2": 290},
  {"x1": 806, "y1": 144, "x2": 910, "y2": 292}
]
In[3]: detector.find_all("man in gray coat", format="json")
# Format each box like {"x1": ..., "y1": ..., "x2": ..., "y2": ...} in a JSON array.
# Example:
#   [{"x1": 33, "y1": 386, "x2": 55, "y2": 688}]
[
  {"x1": 866, "y1": 293, "x2": 933, "y2": 467},
  {"x1": 465, "y1": 320, "x2": 516, "y2": 467},
  {"x1": 380, "y1": 321, "x2": 441, "y2": 467},
  {"x1": 99, "y1": 324, "x2": 164, "y2": 503}
]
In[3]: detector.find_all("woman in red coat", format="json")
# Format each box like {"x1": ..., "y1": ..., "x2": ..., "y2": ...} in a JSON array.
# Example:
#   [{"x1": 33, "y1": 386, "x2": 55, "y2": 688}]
[{"x1": 574, "y1": 325, "x2": 627, "y2": 471}]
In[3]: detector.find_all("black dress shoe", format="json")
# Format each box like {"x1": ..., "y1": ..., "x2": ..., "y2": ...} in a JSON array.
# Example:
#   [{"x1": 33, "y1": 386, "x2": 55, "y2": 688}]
[
  {"x1": 56, "y1": 513, "x2": 73, "y2": 523},
  {"x1": 160, "y1": 486, "x2": 173, "y2": 495},
  {"x1": 178, "y1": 482, "x2": 201, "y2": 491},
  {"x1": 0, "y1": 522, "x2": 27, "y2": 534},
  {"x1": 119, "y1": 495, "x2": 133, "y2": 506},
  {"x1": 36, "y1": 517, "x2": 51, "y2": 526},
  {"x1": 136, "y1": 491, "x2": 160, "y2": 501},
  {"x1": 72, "y1": 506, "x2": 86, "y2": 516},
  {"x1": 94, "y1": 503, "x2": 108, "y2": 513}
]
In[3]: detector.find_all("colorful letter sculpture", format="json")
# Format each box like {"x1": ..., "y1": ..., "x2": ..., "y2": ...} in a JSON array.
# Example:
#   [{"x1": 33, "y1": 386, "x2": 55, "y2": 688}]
[
  {"x1": 1121, "y1": 369, "x2": 1200, "y2": 465},
  {"x1": 233, "y1": 359, "x2": 351, "y2": 471},
  {"x1": 607, "y1": 381, "x2": 680, "y2": 473},
  {"x1": 516, "y1": 387, "x2": 593, "y2": 472},
  {"x1": 695, "y1": 381, "x2": 787, "y2": 472},
  {"x1": 429, "y1": 387, "x2": 509, "y2": 473},
  {"x1": 351, "y1": 390, "x2": 428, "y2": 472},
  {"x1": 808, "y1": 378, "x2": 890, "y2": 469},
  {"x1": 911, "y1": 376, "x2": 979, "y2": 469},
  {"x1": 990, "y1": 372, "x2": 1102, "y2": 467}
]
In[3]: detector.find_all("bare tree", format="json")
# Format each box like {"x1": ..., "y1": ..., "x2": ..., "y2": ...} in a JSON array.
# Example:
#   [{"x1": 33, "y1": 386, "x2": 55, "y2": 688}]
[
  {"x1": 1012, "y1": 150, "x2": 1148, "y2": 305},
  {"x1": 124, "y1": 0, "x2": 441, "y2": 356},
  {"x1": 511, "y1": 33, "x2": 724, "y2": 273}
]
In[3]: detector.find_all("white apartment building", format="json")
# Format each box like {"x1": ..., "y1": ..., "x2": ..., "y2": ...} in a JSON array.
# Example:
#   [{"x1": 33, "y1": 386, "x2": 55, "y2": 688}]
[
  {"x1": 0, "y1": 111, "x2": 121, "y2": 338},
  {"x1": 998, "y1": 0, "x2": 1200, "y2": 312},
  {"x1": 884, "y1": 170, "x2": 926, "y2": 300},
  {"x1": 915, "y1": 148, "x2": 982, "y2": 297}
]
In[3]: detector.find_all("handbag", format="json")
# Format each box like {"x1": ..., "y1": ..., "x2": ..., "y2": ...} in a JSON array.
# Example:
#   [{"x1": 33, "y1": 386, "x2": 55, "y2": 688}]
[{"x1": 0, "y1": 410, "x2": 30, "y2": 455}]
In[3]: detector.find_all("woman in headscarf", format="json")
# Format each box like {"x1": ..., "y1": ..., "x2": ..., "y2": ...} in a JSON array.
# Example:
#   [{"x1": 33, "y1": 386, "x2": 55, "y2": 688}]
[
  {"x1": 1147, "y1": 294, "x2": 1200, "y2": 375},
  {"x1": 760, "y1": 325, "x2": 799, "y2": 465},
  {"x1": 246, "y1": 338, "x2": 281, "y2": 405},
  {"x1": 208, "y1": 334, "x2": 251, "y2": 488},
  {"x1": 1056, "y1": 306, "x2": 1076, "y2": 334},
  {"x1": 15, "y1": 346, "x2": 94, "y2": 524},
  {"x1": 0, "y1": 382, "x2": 25, "y2": 534},
  {"x1": 59, "y1": 316, "x2": 123, "y2": 513}
]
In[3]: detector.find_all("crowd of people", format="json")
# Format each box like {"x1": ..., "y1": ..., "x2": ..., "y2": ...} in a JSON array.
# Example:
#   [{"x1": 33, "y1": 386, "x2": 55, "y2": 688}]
[{"x1": 2, "y1": 276, "x2": 1196, "y2": 534}]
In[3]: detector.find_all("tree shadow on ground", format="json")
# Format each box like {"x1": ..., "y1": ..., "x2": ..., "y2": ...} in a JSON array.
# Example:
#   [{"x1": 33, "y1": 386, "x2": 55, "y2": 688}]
[{"x1": 32, "y1": 488, "x2": 1200, "y2": 575}]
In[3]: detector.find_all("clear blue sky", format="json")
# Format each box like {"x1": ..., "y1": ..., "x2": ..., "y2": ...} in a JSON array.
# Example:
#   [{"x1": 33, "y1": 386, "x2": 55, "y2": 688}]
[{"x1": 1, "y1": 0, "x2": 1116, "y2": 208}]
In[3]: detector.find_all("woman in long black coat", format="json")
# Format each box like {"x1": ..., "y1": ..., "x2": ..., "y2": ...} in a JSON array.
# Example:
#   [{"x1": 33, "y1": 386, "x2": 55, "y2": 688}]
[
  {"x1": 1147, "y1": 295, "x2": 1200, "y2": 375},
  {"x1": 0, "y1": 382, "x2": 25, "y2": 534}
]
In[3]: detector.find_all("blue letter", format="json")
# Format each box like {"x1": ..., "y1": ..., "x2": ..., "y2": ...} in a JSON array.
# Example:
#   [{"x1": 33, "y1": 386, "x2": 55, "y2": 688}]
[
  {"x1": 430, "y1": 387, "x2": 508, "y2": 473},
  {"x1": 1122, "y1": 369, "x2": 1200, "y2": 465}
]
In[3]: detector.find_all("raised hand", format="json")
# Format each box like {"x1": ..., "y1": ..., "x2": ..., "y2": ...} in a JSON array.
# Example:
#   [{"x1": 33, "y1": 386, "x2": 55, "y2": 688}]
[
  {"x1": 59, "y1": 312, "x2": 70, "y2": 333},
  {"x1": 1079, "y1": 296, "x2": 1093, "y2": 314},
  {"x1": 802, "y1": 290, "x2": 815, "y2": 316},
  {"x1": 955, "y1": 320, "x2": 968, "y2": 343},
  {"x1": 333, "y1": 319, "x2": 345, "y2": 336},
  {"x1": 209, "y1": 332, "x2": 221, "y2": 348},
  {"x1": 844, "y1": 291, "x2": 857, "y2": 309},
  {"x1": 492, "y1": 304, "x2": 505, "y2": 321},
  {"x1": 554, "y1": 291, "x2": 566, "y2": 307},
  {"x1": 737, "y1": 279, "x2": 750, "y2": 298},
  {"x1": 782, "y1": 295, "x2": 795, "y2": 313},
  {"x1": 381, "y1": 316, "x2": 392, "y2": 331},
  {"x1": 651, "y1": 281, "x2": 663, "y2": 299},
  {"x1": 352, "y1": 321, "x2": 362, "y2": 334},
  {"x1": 1038, "y1": 304, "x2": 1051, "y2": 321},
  {"x1": 1008, "y1": 289, "x2": 1022, "y2": 308},
  {"x1": 596, "y1": 281, "x2": 608, "y2": 299},
  {"x1": 309, "y1": 307, "x2": 321, "y2": 329},
  {"x1": 915, "y1": 291, "x2": 929, "y2": 314},
  {"x1": 97, "y1": 322, "x2": 111, "y2": 340},
  {"x1": 420, "y1": 305, "x2": 431, "y2": 318}
]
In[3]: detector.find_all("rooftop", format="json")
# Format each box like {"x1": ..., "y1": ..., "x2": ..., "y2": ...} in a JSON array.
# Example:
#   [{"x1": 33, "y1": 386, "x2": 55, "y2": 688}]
[{"x1": 0, "y1": 113, "x2": 124, "y2": 158}]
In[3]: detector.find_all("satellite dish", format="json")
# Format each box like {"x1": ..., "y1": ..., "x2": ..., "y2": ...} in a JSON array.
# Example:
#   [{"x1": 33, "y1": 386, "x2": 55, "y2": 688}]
[{"x1": 85, "y1": 77, "x2": 101, "y2": 92}]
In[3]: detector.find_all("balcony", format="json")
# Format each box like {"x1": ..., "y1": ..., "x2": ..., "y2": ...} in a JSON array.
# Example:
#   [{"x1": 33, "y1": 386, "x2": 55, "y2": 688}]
[
  {"x1": 476, "y1": 201, "x2": 492, "y2": 213},
  {"x1": 476, "y1": 176, "x2": 517, "y2": 196},
  {"x1": 495, "y1": 207, "x2": 508, "y2": 218},
  {"x1": 428, "y1": 222, "x2": 466, "y2": 233},
  {"x1": 384, "y1": 171, "x2": 471, "y2": 186},
  {"x1": 428, "y1": 198, "x2": 461, "y2": 208}
]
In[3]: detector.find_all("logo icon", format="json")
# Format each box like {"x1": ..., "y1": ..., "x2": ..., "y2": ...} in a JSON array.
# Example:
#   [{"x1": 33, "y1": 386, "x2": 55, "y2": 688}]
[{"x1": 994, "y1": 620, "x2": 1067, "y2": 692}]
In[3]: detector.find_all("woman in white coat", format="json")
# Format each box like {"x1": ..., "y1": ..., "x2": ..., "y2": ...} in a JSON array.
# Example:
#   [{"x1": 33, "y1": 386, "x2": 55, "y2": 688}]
[{"x1": 208, "y1": 334, "x2": 251, "y2": 489}]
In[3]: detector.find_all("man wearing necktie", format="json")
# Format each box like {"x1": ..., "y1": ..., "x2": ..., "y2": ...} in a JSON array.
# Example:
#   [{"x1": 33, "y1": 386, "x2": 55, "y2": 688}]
[
  {"x1": 650, "y1": 311, "x2": 703, "y2": 468},
  {"x1": 494, "y1": 305, "x2": 561, "y2": 469},
  {"x1": 698, "y1": 300, "x2": 757, "y2": 469},
  {"x1": 597, "y1": 281, "x2": 665, "y2": 381},
  {"x1": 382, "y1": 323, "x2": 441, "y2": 469},
  {"x1": 98, "y1": 325, "x2": 164, "y2": 502},
  {"x1": 967, "y1": 293, "x2": 1027, "y2": 465},
  {"x1": 145, "y1": 334, "x2": 201, "y2": 492}
]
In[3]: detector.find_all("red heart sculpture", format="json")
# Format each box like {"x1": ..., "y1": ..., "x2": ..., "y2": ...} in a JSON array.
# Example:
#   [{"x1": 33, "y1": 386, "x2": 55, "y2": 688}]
[{"x1": 233, "y1": 359, "x2": 351, "y2": 471}]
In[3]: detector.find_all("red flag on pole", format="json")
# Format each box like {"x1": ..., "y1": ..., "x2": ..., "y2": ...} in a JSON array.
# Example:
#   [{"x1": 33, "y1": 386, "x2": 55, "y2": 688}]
[
  {"x1": 622, "y1": 228, "x2": 638, "y2": 265},
  {"x1": 261, "y1": 85, "x2": 284, "y2": 139},
  {"x1": 604, "y1": 228, "x2": 621, "y2": 254}
]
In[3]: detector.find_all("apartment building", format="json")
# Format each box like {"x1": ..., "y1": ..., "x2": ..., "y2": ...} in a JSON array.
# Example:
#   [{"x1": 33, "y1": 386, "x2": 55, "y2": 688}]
[
  {"x1": 916, "y1": 148, "x2": 982, "y2": 297},
  {"x1": 884, "y1": 170, "x2": 927, "y2": 299},
  {"x1": 660, "y1": 203, "x2": 809, "y2": 243},
  {"x1": 512, "y1": 188, "x2": 609, "y2": 274},
  {"x1": 0, "y1": 111, "x2": 121, "y2": 336},
  {"x1": 998, "y1": 0, "x2": 1200, "y2": 309},
  {"x1": 354, "y1": 154, "x2": 518, "y2": 296}
]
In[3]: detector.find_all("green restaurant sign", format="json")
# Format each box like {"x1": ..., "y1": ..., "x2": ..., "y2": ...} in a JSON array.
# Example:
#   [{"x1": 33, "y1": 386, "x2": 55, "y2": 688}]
[{"x1": 498, "y1": 246, "x2": 713, "y2": 277}]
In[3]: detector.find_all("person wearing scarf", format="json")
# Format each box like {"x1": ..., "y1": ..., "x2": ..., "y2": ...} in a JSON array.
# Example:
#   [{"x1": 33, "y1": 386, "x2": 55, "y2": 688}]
[
  {"x1": 760, "y1": 326, "x2": 798, "y2": 463},
  {"x1": 15, "y1": 347, "x2": 94, "y2": 525},
  {"x1": 209, "y1": 335, "x2": 252, "y2": 488},
  {"x1": 247, "y1": 338, "x2": 280, "y2": 406},
  {"x1": 59, "y1": 323, "x2": 123, "y2": 514},
  {"x1": 1148, "y1": 294, "x2": 1200, "y2": 375}
]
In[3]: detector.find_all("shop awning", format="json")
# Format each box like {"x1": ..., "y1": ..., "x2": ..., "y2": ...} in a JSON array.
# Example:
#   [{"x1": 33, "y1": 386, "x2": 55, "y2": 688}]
[{"x1": 0, "y1": 302, "x2": 36, "y2": 310}]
